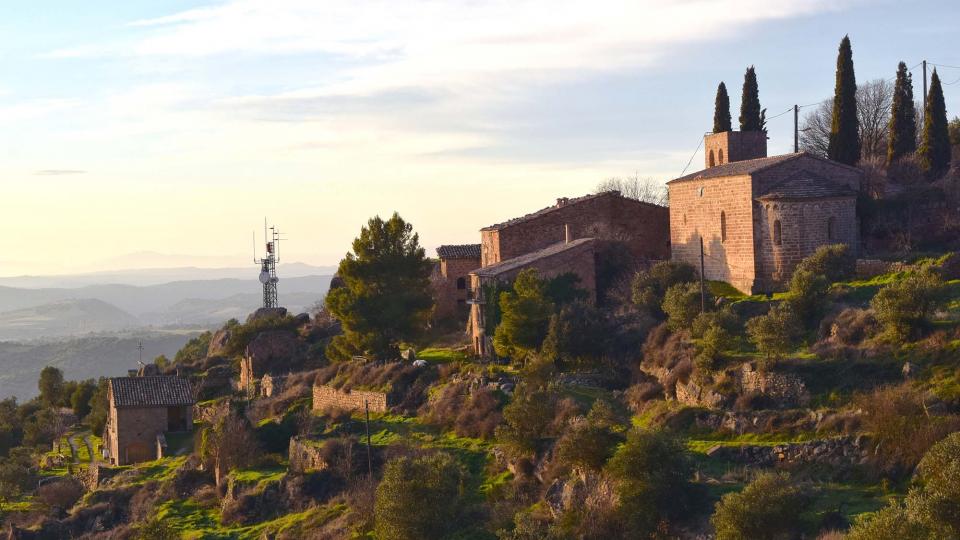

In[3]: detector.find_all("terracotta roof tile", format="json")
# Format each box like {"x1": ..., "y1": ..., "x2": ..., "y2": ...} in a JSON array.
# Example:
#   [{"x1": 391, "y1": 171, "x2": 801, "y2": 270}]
[
  {"x1": 669, "y1": 153, "x2": 802, "y2": 184},
  {"x1": 757, "y1": 171, "x2": 857, "y2": 200},
  {"x1": 110, "y1": 376, "x2": 194, "y2": 408},
  {"x1": 436, "y1": 244, "x2": 481, "y2": 260},
  {"x1": 471, "y1": 238, "x2": 594, "y2": 278},
  {"x1": 480, "y1": 191, "x2": 664, "y2": 232}
]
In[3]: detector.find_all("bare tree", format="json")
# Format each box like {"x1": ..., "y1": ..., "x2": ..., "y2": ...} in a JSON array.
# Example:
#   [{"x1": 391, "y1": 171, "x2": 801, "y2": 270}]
[
  {"x1": 596, "y1": 175, "x2": 668, "y2": 206},
  {"x1": 800, "y1": 78, "x2": 894, "y2": 162}
]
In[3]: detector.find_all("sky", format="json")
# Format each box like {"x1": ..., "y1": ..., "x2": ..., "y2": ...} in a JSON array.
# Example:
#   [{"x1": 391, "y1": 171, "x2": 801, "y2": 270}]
[{"x1": 1, "y1": 0, "x2": 959, "y2": 276}]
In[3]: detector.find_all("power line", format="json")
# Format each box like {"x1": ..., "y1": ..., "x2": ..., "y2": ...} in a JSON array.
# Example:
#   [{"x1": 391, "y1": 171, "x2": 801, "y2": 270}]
[{"x1": 678, "y1": 134, "x2": 706, "y2": 177}]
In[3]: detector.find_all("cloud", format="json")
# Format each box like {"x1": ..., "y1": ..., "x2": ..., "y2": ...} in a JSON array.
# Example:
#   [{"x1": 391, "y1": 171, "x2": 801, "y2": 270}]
[{"x1": 34, "y1": 170, "x2": 86, "y2": 176}]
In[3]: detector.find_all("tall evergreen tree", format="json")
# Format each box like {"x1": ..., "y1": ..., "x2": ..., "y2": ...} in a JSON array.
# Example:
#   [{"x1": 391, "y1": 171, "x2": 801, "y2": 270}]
[
  {"x1": 919, "y1": 69, "x2": 951, "y2": 178},
  {"x1": 739, "y1": 67, "x2": 763, "y2": 132},
  {"x1": 713, "y1": 82, "x2": 732, "y2": 133},
  {"x1": 828, "y1": 35, "x2": 861, "y2": 165},
  {"x1": 887, "y1": 61, "x2": 917, "y2": 164}
]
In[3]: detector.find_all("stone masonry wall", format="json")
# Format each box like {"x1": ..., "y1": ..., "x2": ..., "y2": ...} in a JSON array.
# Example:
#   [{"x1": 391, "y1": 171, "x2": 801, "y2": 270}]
[
  {"x1": 111, "y1": 406, "x2": 173, "y2": 465},
  {"x1": 737, "y1": 363, "x2": 810, "y2": 407},
  {"x1": 312, "y1": 384, "x2": 388, "y2": 413},
  {"x1": 481, "y1": 193, "x2": 669, "y2": 267},
  {"x1": 469, "y1": 240, "x2": 597, "y2": 356},
  {"x1": 288, "y1": 437, "x2": 328, "y2": 473},
  {"x1": 754, "y1": 197, "x2": 858, "y2": 290},
  {"x1": 435, "y1": 256, "x2": 481, "y2": 319},
  {"x1": 704, "y1": 131, "x2": 767, "y2": 168},
  {"x1": 669, "y1": 174, "x2": 757, "y2": 293}
]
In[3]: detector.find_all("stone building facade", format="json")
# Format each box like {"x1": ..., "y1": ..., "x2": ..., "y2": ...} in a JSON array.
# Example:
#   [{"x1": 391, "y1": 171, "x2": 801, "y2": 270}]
[
  {"x1": 103, "y1": 375, "x2": 194, "y2": 465},
  {"x1": 468, "y1": 238, "x2": 597, "y2": 357},
  {"x1": 480, "y1": 191, "x2": 669, "y2": 267},
  {"x1": 668, "y1": 131, "x2": 861, "y2": 293},
  {"x1": 432, "y1": 244, "x2": 481, "y2": 321}
]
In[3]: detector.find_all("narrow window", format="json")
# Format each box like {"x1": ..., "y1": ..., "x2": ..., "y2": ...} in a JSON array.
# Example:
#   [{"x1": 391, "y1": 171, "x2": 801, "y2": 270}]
[
  {"x1": 773, "y1": 220, "x2": 782, "y2": 246},
  {"x1": 718, "y1": 148, "x2": 725, "y2": 164},
  {"x1": 720, "y1": 211, "x2": 727, "y2": 243},
  {"x1": 708, "y1": 150, "x2": 715, "y2": 167},
  {"x1": 827, "y1": 217, "x2": 836, "y2": 241},
  {"x1": 456, "y1": 277, "x2": 466, "y2": 290}
]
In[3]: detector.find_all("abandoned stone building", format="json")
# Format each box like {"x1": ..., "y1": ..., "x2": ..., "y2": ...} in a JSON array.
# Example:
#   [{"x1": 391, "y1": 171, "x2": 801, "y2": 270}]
[
  {"x1": 668, "y1": 131, "x2": 862, "y2": 293},
  {"x1": 480, "y1": 190, "x2": 670, "y2": 266},
  {"x1": 468, "y1": 236, "x2": 597, "y2": 357},
  {"x1": 433, "y1": 244, "x2": 481, "y2": 320},
  {"x1": 102, "y1": 375, "x2": 194, "y2": 465}
]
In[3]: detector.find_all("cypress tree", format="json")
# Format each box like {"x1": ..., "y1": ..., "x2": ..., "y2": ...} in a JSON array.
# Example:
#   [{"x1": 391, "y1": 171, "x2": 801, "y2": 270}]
[
  {"x1": 828, "y1": 35, "x2": 860, "y2": 165},
  {"x1": 739, "y1": 67, "x2": 763, "y2": 132},
  {"x1": 887, "y1": 61, "x2": 917, "y2": 164},
  {"x1": 713, "y1": 82, "x2": 732, "y2": 133},
  {"x1": 919, "y1": 69, "x2": 951, "y2": 178}
]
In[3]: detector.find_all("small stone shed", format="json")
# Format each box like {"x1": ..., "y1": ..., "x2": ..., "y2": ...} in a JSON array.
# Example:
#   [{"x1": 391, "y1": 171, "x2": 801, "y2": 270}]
[{"x1": 103, "y1": 375, "x2": 194, "y2": 465}]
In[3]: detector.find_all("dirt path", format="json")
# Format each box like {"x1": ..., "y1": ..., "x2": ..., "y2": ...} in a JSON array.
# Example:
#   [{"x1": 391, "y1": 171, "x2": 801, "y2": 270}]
[
  {"x1": 83, "y1": 434, "x2": 99, "y2": 465},
  {"x1": 66, "y1": 433, "x2": 80, "y2": 462}
]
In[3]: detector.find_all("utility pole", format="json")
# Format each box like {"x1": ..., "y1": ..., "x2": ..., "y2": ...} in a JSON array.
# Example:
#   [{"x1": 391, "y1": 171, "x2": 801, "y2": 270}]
[
  {"x1": 137, "y1": 340, "x2": 144, "y2": 366},
  {"x1": 922, "y1": 60, "x2": 928, "y2": 125},
  {"x1": 364, "y1": 400, "x2": 373, "y2": 481},
  {"x1": 793, "y1": 104, "x2": 799, "y2": 153},
  {"x1": 699, "y1": 236, "x2": 706, "y2": 313}
]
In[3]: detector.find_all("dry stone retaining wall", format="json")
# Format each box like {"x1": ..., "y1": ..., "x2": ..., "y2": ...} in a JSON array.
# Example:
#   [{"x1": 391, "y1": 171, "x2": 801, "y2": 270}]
[
  {"x1": 288, "y1": 437, "x2": 328, "y2": 473},
  {"x1": 312, "y1": 384, "x2": 388, "y2": 413}
]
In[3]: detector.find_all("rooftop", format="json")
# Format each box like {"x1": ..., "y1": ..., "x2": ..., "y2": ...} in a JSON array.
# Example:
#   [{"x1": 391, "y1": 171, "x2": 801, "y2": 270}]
[
  {"x1": 436, "y1": 244, "x2": 481, "y2": 260},
  {"x1": 480, "y1": 191, "x2": 663, "y2": 232},
  {"x1": 757, "y1": 171, "x2": 858, "y2": 201},
  {"x1": 669, "y1": 153, "x2": 803, "y2": 184},
  {"x1": 471, "y1": 238, "x2": 594, "y2": 278},
  {"x1": 109, "y1": 376, "x2": 194, "y2": 408}
]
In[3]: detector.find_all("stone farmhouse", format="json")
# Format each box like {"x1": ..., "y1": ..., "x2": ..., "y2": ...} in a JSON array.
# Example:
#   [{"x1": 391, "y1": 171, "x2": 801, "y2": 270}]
[
  {"x1": 466, "y1": 191, "x2": 670, "y2": 357},
  {"x1": 433, "y1": 244, "x2": 482, "y2": 320},
  {"x1": 103, "y1": 375, "x2": 194, "y2": 465},
  {"x1": 669, "y1": 131, "x2": 861, "y2": 293}
]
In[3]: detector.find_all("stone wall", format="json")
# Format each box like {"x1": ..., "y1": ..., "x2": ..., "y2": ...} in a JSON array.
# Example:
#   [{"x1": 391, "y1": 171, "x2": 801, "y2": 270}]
[
  {"x1": 706, "y1": 436, "x2": 868, "y2": 467},
  {"x1": 670, "y1": 174, "x2": 758, "y2": 293},
  {"x1": 856, "y1": 258, "x2": 909, "y2": 278},
  {"x1": 737, "y1": 363, "x2": 810, "y2": 407},
  {"x1": 704, "y1": 131, "x2": 767, "y2": 168},
  {"x1": 480, "y1": 192, "x2": 669, "y2": 267},
  {"x1": 674, "y1": 379, "x2": 728, "y2": 409},
  {"x1": 754, "y1": 197, "x2": 858, "y2": 290},
  {"x1": 434, "y1": 256, "x2": 480, "y2": 319},
  {"x1": 312, "y1": 384, "x2": 388, "y2": 413},
  {"x1": 109, "y1": 406, "x2": 189, "y2": 465},
  {"x1": 288, "y1": 437, "x2": 328, "y2": 473}
]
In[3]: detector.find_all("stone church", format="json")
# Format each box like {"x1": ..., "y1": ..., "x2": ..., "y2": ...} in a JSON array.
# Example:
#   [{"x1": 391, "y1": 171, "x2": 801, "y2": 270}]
[{"x1": 668, "y1": 131, "x2": 862, "y2": 293}]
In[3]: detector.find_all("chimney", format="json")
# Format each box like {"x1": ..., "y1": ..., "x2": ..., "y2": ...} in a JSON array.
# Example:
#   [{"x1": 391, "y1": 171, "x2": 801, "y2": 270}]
[
  {"x1": 556, "y1": 197, "x2": 569, "y2": 207},
  {"x1": 564, "y1": 224, "x2": 571, "y2": 244}
]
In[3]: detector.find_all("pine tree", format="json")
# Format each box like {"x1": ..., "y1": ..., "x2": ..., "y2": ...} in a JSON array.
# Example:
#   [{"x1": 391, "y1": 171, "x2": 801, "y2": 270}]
[
  {"x1": 828, "y1": 35, "x2": 860, "y2": 165},
  {"x1": 739, "y1": 67, "x2": 763, "y2": 132},
  {"x1": 713, "y1": 82, "x2": 732, "y2": 133},
  {"x1": 919, "y1": 69, "x2": 951, "y2": 178},
  {"x1": 887, "y1": 61, "x2": 917, "y2": 164}
]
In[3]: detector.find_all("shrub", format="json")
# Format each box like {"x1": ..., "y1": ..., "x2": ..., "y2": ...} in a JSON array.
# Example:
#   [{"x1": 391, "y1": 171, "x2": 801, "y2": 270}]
[
  {"x1": 554, "y1": 419, "x2": 621, "y2": 472},
  {"x1": 632, "y1": 261, "x2": 697, "y2": 318},
  {"x1": 786, "y1": 268, "x2": 829, "y2": 326},
  {"x1": 374, "y1": 452, "x2": 466, "y2": 540},
  {"x1": 821, "y1": 308, "x2": 878, "y2": 346},
  {"x1": 605, "y1": 429, "x2": 693, "y2": 536},
  {"x1": 541, "y1": 301, "x2": 608, "y2": 371},
  {"x1": 662, "y1": 282, "x2": 708, "y2": 331},
  {"x1": 493, "y1": 269, "x2": 555, "y2": 362},
  {"x1": 746, "y1": 303, "x2": 798, "y2": 363},
  {"x1": 495, "y1": 384, "x2": 558, "y2": 456},
  {"x1": 711, "y1": 472, "x2": 812, "y2": 540},
  {"x1": 793, "y1": 244, "x2": 855, "y2": 283},
  {"x1": 692, "y1": 309, "x2": 739, "y2": 373},
  {"x1": 871, "y1": 269, "x2": 945, "y2": 341},
  {"x1": 37, "y1": 477, "x2": 85, "y2": 512},
  {"x1": 421, "y1": 382, "x2": 503, "y2": 439},
  {"x1": 624, "y1": 382, "x2": 663, "y2": 413},
  {"x1": 856, "y1": 384, "x2": 960, "y2": 474}
]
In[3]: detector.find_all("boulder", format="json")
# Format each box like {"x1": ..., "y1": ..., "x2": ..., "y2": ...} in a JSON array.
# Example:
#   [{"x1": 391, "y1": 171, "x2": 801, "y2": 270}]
[
  {"x1": 208, "y1": 328, "x2": 232, "y2": 357},
  {"x1": 245, "y1": 330, "x2": 301, "y2": 376},
  {"x1": 247, "y1": 307, "x2": 288, "y2": 323}
]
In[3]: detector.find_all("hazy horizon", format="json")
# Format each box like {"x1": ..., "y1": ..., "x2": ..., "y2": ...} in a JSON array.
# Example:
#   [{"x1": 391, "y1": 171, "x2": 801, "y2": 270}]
[{"x1": 2, "y1": 0, "x2": 959, "y2": 275}]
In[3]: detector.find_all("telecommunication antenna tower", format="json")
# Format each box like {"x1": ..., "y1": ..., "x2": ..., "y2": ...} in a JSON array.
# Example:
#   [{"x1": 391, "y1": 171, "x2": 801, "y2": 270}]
[{"x1": 253, "y1": 219, "x2": 284, "y2": 308}]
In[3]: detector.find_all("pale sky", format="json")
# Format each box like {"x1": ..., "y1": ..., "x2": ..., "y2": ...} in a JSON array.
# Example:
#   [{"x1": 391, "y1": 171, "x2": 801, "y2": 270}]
[{"x1": 2, "y1": 0, "x2": 958, "y2": 276}]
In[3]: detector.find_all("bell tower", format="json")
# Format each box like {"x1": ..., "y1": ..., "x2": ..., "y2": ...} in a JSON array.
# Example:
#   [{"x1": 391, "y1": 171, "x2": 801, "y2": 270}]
[{"x1": 705, "y1": 131, "x2": 768, "y2": 168}]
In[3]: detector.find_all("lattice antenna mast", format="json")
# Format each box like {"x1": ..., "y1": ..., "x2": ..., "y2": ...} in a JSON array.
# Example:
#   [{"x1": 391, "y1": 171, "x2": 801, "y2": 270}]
[{"x1": 253, "y1": 219, "x2": 284, "y2": 308}]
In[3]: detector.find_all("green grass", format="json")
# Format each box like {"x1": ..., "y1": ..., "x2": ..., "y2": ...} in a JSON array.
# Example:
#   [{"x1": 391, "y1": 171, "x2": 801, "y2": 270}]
[
  {"x1": 812, "y1": 482, "x2": 898, "y2": 522},
  {"x1": 229, "y1": 465, "x2": 287, "y2": 492},
  {"x1": 417, "y1": 347, "x2": 468, "y2": 364},
  {"x1": 157, "y1": 498, "x2": 348, "y2": 540},
  {"x1": 687, "y1": 432, "x2": 818, "y2": 454}
]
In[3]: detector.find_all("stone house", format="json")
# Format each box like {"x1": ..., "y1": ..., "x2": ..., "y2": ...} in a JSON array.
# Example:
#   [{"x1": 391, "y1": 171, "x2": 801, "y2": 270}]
[
  {"x1": 103, "y1": 375, "x2": 194, "y2": 465},
  {"x1": 433, "y1": 244, "x2": 481, "y2": 320},
  {"x1": 480, "y1": 191, "x2": 670, "y2": 267},
  {"x1": 668, "y1": 131, "x2": 862, "y2": 293},
  {"x1": 468, "y1": 236, "x2": 597, "y2": 357}
]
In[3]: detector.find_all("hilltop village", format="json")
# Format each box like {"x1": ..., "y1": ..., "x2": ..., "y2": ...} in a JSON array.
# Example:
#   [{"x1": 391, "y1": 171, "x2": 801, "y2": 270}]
[{"x1": 5, "y1": 36, "x2": 960, "y2": 540}]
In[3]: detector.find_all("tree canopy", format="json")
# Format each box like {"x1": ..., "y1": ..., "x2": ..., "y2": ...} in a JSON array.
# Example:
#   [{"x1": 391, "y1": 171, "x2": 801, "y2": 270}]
[
  {"x1": 325, "y1": 212, "x2": 434, "y2": 361},
  {"x1": 828, "y1": 35, "x2": 861, "y2": 165},
  {"x1": 888, "y1": 61, "x2": 917, "y2": 164},
  {"x1": 714, "y1": 81, "x2": 732, "y2": 133},
  {"x1": 739, "y1": 67, "x2": 764, "y2": 132},
  {"x1": 919, "y1": 69, "x2": 951, "y2": 178}
]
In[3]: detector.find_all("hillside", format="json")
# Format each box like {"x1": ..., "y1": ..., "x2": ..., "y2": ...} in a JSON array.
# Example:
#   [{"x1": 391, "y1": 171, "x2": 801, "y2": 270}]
[{"x1": 0, "y1": 299, "x2": 141, "y2": 341}]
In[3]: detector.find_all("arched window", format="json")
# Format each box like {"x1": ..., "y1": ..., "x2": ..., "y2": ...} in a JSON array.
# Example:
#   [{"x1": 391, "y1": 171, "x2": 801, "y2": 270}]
[
  {"x1": 720, "y1": 211, "x2": 727, "y2": 243},
  {"x1": 773, "y1": 220, "x2": 782, "y2": 246},
  {"x1": 718, "y1": 148, "x2": 725, "y2": 164},
  {"x1": 456, "y1": 277, "x2": 466, "y2": 290},
  {"x1": 827, "y1": 217, "x2": 836, "y2": 241},
  {"x1": 708, "y1": 150, "x2": 715, "y2": 167}
]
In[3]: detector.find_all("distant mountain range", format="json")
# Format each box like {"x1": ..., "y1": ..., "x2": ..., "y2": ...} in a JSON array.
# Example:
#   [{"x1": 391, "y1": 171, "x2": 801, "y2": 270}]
[{"x1": 0, "y1": 331, "x2": 199, "y2": 401}]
